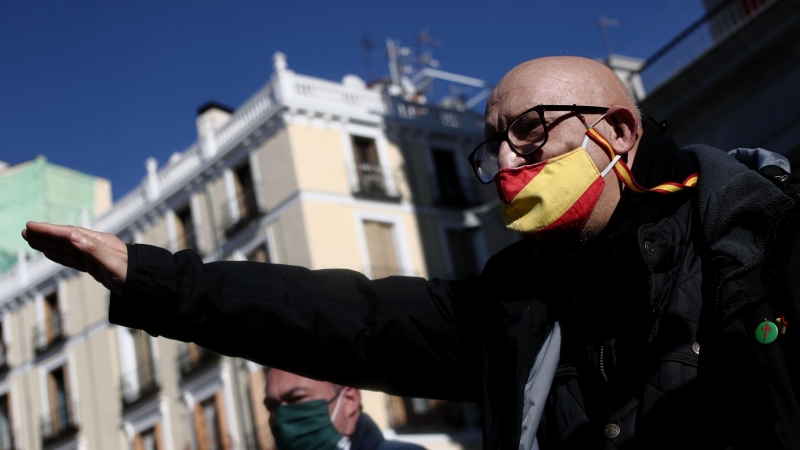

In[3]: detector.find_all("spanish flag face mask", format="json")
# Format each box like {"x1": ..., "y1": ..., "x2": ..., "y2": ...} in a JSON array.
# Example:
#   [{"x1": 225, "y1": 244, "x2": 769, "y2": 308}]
[
  {"x1": 495, "y1": 130, "x2": 618, "y2": 241},
  {"x1": 495, "y1": 115, "x2": 698, "y2": 241}
]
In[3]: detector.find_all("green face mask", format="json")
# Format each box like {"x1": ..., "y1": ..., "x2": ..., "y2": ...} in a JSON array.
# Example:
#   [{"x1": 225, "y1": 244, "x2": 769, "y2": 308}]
[{"x1": 270, "y1": 394, "x2": 347, "y2": 450}]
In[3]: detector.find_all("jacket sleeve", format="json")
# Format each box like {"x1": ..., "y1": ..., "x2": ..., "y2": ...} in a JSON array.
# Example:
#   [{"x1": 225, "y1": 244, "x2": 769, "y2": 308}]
[{"x1": 109, "y1": 244, "x2": 485, "y2": 401}]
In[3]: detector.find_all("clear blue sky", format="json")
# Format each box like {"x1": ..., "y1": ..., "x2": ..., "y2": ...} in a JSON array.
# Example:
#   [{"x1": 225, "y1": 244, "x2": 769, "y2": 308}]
[{"x1": 1, "y1": 1, "x2": 704, "y2": 201}]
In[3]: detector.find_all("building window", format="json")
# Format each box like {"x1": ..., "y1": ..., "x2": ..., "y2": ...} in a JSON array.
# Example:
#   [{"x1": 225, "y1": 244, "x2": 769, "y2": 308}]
[
  {"x1": 178, "y1": 343, "x2": 220, "y2": 378},
  {"x1": 363, "y1": 221, "x2": 400, "y2": 279},
  {"x1": 193, "y1": 392, "x2": 230, "y2": 450},
  {"x1": 0, "y1": 322, "x2": 8, "y2": 371},
  {"x1": 432, "y1": 149, "x2": 468, "y2": 207},
  {"x1": 247, "y1": 368, "x2": 273, "y2": 450},
  {"x1": 350, "y1": 136, "x2": 398, "y2": 200},
  {"x1": 174, "y1": 205, "x2": 197, "y2": 252},
  {"x1": 446, "y1": 228, "x2": 480, "y2": 279},
  {"x1": 42, "y1": 365, "x2": 78, "y2": 444},
  {"x1": 36, "y1": 291, "x2": 66, "y2": 354},
  {"x1": 121, "y1": 330, "x2": 160, "y2": 407},
  {"x1": 235, "y1": 162, "x2": 260, "y2": 222},
  {"x1": 0, "y1": 394, "x2": 14, "y2": 450},
  {"x1": 224, "y1": 161, "x2": 263, "y2": 236},
  {"x1": 133, "y1": 424, "x2": 163, "y2": 450}
]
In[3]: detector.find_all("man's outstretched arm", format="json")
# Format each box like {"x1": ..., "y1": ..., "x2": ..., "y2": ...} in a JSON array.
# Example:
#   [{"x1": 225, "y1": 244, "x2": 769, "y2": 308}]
[{"x1": 22, "y1": 222, "x2": 484, "y2": 401}]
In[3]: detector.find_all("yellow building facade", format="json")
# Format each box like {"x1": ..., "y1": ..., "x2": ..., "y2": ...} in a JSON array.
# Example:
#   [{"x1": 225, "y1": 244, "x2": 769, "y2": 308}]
[{"x1": 0, "y1": 52, "x2": 516, "y2": 450}]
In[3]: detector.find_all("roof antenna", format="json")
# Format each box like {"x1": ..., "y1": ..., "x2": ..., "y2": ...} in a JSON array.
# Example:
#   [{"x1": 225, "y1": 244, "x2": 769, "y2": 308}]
[
  {"x1": 361, "y1": 35, "x2": 375, "y2": 82},
  {"x1": 598, "y1": 14, "x2": 619, "y2": 57}
]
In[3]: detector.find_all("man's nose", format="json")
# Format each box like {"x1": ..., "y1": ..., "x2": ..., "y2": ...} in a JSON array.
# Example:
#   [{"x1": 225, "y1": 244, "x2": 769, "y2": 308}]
[{"x1": 498, "y1": 140, "x2": 528, "y2": 170}]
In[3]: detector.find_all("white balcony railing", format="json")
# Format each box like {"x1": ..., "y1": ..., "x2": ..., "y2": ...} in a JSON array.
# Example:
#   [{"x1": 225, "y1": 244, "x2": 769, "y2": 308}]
[
  {"x1": 0, "y1": 58, "x2": 484, "y2": 304},
  {"x1": 292, "y1": 74, "x2": 386, "y2": 114}
]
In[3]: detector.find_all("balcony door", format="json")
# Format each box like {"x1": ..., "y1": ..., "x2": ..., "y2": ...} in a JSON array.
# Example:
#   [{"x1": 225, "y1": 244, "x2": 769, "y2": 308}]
[
  {"x1": 233, "y1": 162, "x2": 258, "y2": 222},
  {"x1": 432, "y1": 148, "x2": 467, "y2": 207},
  {"x1": 193, "y1": 392, "x2": 230, "y2": 450},
  {"x1": 44, "y1": 292, "x2": 62, "y2": 344},
  {"x1": 47, "y1": 365, "x2": 71, "y2": 434},
  {"x1": 352, "y1": 136, "x2": 385, "y2": 195},
  {"x1": 133, "y1": 331, "x2": 155, "y2": 391}
]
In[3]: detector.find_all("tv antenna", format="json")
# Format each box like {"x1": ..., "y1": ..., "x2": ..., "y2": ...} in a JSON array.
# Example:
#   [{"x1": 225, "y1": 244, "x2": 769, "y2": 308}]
[
  {"x1": 598, "y1": 14, "x2": 619, "y2": 57},
  {"x1": 361, "y1": 35, "x2": 375, "y2": 81}
]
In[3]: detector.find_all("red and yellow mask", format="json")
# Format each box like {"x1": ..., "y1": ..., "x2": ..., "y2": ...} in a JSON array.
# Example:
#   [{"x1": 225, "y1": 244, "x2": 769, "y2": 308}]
[{"x1": 496, "y1": 120, "x2": 698, "y2": 241}]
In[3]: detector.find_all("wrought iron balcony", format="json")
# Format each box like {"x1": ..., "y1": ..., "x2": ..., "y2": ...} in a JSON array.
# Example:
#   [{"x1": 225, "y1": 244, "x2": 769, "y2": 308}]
[
  {"x1": 33, "y1": 318, "x2": 67, "y2": 355},
  {"x1": 222, "y1": 189, "x2": 265, "y2": 237},
  {"x1": 41, "y1": 401, "x2": 79, "y2": 445},
  {"x1": 347, "y1": 163, "x2": 402, "y2": 202},
  {"x1": 177, "y1": 344, "x2": 220, "y2": 379},
  {"x1": 120, "y1": 364, "x2": 161, "y2": 408}
]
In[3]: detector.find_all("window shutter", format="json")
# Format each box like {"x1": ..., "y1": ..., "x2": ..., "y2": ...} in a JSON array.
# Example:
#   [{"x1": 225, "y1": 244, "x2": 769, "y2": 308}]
[
  {"x1": 133, "y1": 433, "x2": 144, "y2": 450},
  {"x1": 214, "y1": 392, "x2": 231, "y2": 450},
  {"x1": 154, "y1": 423, "x2": 164, "y2": 450},
  {"x1": 249, "y1": 370, "x2": 274, "y2": 450},
  {"x1": 47, "y1": 372, "x2": 59, "y2": 434},
  {"x1": 193, "y1": 403, "x2": 209, "y2": 450}
]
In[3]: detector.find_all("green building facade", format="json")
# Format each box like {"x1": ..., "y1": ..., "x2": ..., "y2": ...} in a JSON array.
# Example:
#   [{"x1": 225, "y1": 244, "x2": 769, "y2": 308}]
[{"x1": 0, "y1": 156, "x2": 111, "y2": 272}]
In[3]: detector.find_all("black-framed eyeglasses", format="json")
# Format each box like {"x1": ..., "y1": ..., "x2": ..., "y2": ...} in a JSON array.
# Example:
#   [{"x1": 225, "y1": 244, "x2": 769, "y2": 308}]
[{"x1": 467, "y1": 104, "x2": 609, "y2": 184}]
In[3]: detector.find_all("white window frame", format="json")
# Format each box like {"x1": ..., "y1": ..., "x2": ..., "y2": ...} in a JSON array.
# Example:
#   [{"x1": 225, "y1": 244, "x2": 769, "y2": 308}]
[
  {"x1": 38, "y1": 351, "x2": 79, "y2": 434},
  {"x1": 354, "y1": 211, "x2": 414, "y2": 279},
  {"x1": 35, "y1": 280, "x2": 69, "y2": 349},
  {"x1": 180, "y1": 361, "x2": 240, "y2": 450},
  {"x1": 122, "y1": 397, "x2": 174, "y2": 450},
  {"x1": 116, "y1": 327, "x2": 161, "y2": 403},
  {"x1": 340, "y1": 124, "x2": 398, "y2": 197}
]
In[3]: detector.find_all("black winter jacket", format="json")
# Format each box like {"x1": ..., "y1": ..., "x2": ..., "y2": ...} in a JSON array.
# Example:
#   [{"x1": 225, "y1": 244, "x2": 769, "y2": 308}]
[{"x1": 110, "y1": 135, "x2": 800, "y2": 449}]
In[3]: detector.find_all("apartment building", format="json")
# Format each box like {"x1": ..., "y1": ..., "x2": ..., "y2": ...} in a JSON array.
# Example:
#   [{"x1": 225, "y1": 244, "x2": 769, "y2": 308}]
[
  {"x1": 0, "y1": 52, "x2": 516, "y2": 450},
  {"x1": 621, "y1": 0, "x2": 800, "y2": 170},
  {"x1": 0, "y1": 156, "x2": 112, "y2": 273}
]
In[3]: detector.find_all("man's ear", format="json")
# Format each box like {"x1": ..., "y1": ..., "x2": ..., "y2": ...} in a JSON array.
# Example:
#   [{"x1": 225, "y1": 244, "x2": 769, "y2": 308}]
[
  {"x1": 342, "y1": 387, "x2": 360, "y2": 418},
  {"x1": 603, "y1": 105, "x2": 639, "y2": 155}
]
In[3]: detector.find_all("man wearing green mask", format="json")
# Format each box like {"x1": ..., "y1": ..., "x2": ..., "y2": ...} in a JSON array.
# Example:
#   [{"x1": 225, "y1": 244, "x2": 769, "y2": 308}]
[
  {"x1": 264, "y1": 369, "x2": 425, "y2": 450},
  {"x1": 22, "y1": 56, "x2": 800, "y2": 449}
]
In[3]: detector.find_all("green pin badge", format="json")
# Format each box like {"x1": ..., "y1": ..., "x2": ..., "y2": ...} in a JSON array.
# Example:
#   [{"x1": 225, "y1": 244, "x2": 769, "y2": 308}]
[{"x1": 756, "y1": 320, "x2": 778, "y2": 344}]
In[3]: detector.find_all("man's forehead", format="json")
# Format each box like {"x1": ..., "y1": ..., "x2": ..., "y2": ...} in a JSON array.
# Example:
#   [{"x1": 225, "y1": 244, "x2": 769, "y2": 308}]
[{"x1": 486, "y1": 72, "x2": 578, "y2": 125}]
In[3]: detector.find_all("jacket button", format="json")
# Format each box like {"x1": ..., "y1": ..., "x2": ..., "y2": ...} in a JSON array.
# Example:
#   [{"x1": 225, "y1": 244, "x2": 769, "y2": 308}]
[
  {"x1": 692, "y1": 342, "x2": 700, "y2": 354},
  {"x1": 644, "y1": 241, "x2": 654, "y2": 256},
  {"x1": 604, "y1": 423, "x2": 620, "y2": 439}
]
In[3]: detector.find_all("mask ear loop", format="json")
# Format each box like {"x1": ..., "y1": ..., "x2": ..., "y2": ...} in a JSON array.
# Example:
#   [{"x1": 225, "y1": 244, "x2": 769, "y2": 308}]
[
  {"x1": 577, "y1": 111, "x2": 618, "y2": 175},
  {"x1": 329, "y1": 388, "x2": 345, "y2": 422}
]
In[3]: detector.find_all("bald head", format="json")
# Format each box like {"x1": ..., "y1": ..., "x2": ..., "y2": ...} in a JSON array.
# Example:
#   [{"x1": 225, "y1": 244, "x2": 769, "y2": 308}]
[
  {"x1": 487, "y1": 56, "x2": 637, "y2": 131},
  {"x1": 487, "y1": 56, "x2": 643, "y2": 240}
]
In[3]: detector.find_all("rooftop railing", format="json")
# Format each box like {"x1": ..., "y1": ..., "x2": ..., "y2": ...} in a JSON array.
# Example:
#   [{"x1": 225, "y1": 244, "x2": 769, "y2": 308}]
[
  {"x1": 635, "y1": 0, "x2": 776, "y2": 96},
  {"x1": 388, "y1": 98, "x2": 484, "y2": 132}
]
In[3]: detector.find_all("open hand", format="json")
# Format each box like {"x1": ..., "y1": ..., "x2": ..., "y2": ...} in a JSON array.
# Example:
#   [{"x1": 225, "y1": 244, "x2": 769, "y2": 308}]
[{"x1": 22, "y1": 222, "x2": 128, "y2": 296}]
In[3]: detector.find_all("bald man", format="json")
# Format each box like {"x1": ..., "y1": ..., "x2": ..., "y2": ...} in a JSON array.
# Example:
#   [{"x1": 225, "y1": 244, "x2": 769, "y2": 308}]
[
  {"x1": 264, "y1": 369, "x2": 424, "y2": 450},
  {"x1": 23, "y1": 57, "x2": 800, "y2": 449}
]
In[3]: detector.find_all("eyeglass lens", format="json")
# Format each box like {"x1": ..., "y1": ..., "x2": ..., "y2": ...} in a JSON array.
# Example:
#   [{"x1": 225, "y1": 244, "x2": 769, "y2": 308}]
[{"x1": 471, "y1": 109, "x2": 547, "y2": 183}]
